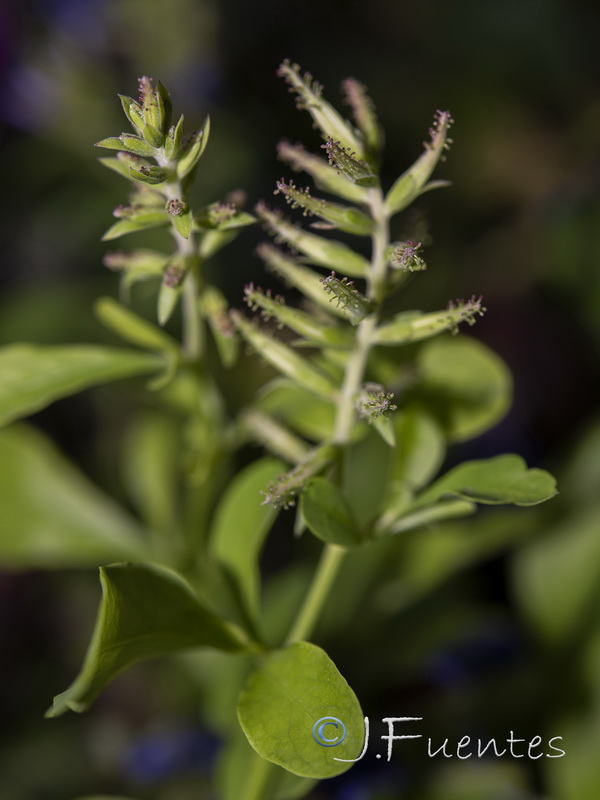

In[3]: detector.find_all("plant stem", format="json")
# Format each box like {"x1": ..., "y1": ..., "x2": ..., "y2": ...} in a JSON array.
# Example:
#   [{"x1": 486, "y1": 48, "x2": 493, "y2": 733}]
[
  {"x1": 156, "y1": 150, "x2": 203, "y2": 361},
  {"x1": 182, "y1": 268, "x2": 202, "y2": 360},
  {"x1": 284, "y1": 185, "x2": 390, "y2": 647},
  {"x1": 285, "y1": 544, "x2": 346, "y2": 644}
]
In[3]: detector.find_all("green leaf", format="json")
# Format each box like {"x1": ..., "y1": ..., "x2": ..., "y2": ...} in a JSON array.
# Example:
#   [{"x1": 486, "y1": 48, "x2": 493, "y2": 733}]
[
  {"x1": 121, "y1": 411, "x2": 181, "y2": 540},
  {"x1": 257, "y1": 382, "x2": 336, "y2": 442},
  {"x1": 157, "y1": 281, "x2": 183, "y2": 327},
  {"x1": 171, "y1": 207, "x2": 193, "y2": 239},
  {"x1": 209, "y1": 458, "x2": 284, "y2": 620},
  {"x1": 216, "y1": 727, "x2": 318, "y2": 800},
  {"x1": 0, "y1": 344, "x2": 163, "y2": 427},
  {"x1": 94, "y1": 297, "x2": 178, "y2": 355},
  {"x1": 237, "y1": 641, "x2": 364, "y2": 778},
  {"x1": 128, "y1": 165, "x2": 167, "y2": 185},
  {"x1": 341, "y1": 428, "x2": 392, "y2": 529},
  {"x1": 243, "y1": 285, "x2": 352, "y2": 349},
  {"x1": 385, "y1": 110, "x2": 453, "y2": 216},
  {"x1": 46, "y1": 562, "x2": 252, "y2": 717},
  {"x1": 302, "y1": 478, "x2": 362, "y2": 546},
  {"x1": 277, "y1": 141, "x2": 368, "y2": 204},
  {"x1": 417, "y1": 454, "x2": 557, "y2": 507},
  {"x1": 98, "y1": 153, "x2": 151, "y2": 182},
  {"x1": 413, "y1": 336, "x2": 512, "y2": 442},
  {"x1": 199, "y1": 286, "x2": 239, "y2": 368},
  {"x1": 391, "y1": 409, "x2": 446, "y2": 490},
  {"x1": 0, "y1": 425, "x2": 149, "y2": 569},
  {"x1": 101, "y1": 211, "x2": 170, "y2": 241},
  {"x1": 257, "y1": 244, "x2": 351, "y2": 320},
  {"x1": 232, "y1": 313, "x2": 337, "y2": 400},
  {"x1": 177, "y1": 116, "x2": 210, "y2": 178},
  {"x1": 256, "y1": 203, "x2": 369, "y2": 278},
  {"x1": 512, "y1": 506, "x2": 600, "y2": 642},
  {"x1": 195, "y1": 203, "x2": 255, "y2": 231}
]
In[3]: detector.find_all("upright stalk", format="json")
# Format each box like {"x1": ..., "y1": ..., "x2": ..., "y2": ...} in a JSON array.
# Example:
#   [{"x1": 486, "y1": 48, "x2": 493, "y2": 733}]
[{"x1": 285, "y1": 185, "x2": 390, "y2": 646}]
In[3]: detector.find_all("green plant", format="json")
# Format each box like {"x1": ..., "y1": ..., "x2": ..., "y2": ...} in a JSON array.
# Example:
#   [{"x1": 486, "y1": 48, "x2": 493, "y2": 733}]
[{"x1": 0, "y1": 64, "x2": 557, "y2": 799}]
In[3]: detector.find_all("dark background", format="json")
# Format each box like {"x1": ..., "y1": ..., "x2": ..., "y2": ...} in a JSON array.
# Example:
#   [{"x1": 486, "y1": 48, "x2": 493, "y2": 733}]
[{"x1": 1, "y1": 1, "x2": 600, "y2": 798}]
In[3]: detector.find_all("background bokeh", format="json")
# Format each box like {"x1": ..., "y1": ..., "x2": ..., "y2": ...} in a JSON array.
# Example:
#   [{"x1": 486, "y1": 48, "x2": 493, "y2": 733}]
[{"x1": 1, "y1": 1, "x2": 600, "y2": 798}]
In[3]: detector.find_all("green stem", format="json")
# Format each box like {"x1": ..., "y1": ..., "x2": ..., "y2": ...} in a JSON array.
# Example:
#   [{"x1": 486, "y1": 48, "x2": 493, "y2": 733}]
[
  {"x1": 182, "y1": 268, "x2": 203, "y2": 360},
  {"x1": 156, "y1": 150, "x2": 203, "y2": 361},
  {"x1": 285, "y1": 544, "x2": 346, "y2": 644},
  {"x1": 284, "y1": 185, "x2": 389, "y2": 646}
]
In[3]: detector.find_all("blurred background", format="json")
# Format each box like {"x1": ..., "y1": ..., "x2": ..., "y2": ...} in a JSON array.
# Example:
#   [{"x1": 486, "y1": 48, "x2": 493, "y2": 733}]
[{"x1": 1, "y1": 0, "x2": 600, "y2": 798}]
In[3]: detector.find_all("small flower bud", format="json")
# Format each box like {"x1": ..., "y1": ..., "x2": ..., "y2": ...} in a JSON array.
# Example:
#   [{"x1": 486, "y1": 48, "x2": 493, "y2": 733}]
[
  {"x1": 355, "y1": 383, "x2": 397, "y2": 423},
  {"x1": 166, "y1": 198, "x2": 186, "y2": 216},
  {"x1": 391, "y1": 241, "x2": 426, "y2": 272}
]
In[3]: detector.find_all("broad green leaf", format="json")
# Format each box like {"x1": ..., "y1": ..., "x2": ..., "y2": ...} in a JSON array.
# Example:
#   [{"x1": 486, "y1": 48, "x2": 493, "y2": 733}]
[
  {"x1": 341, "y1": 428, "x2": 392, "y2": 529},
  {"x1": 237, "y1": 641, "x2": 364, "y2": 778},
  {"x1": 46, "y1": 562, "x2": 251, "y2": 717},
  {"x1": 209, "y1": 458, "x2": 284, "y2": 620},
  {"x1": 0, "y1": 425, "x2": 148, "y2": 569},
  {"x1": 413, "y1": 336, "x2": 512, "y2": 442},
  {"x1": 74, "y1": 797, "x2": 137, "y2": 800},
  {"x1": 302, "y1": 478, "x2": 362, "y2": 546},
  {"x1": 417, "y1": 454, "x2": 557, "y2": 507},
  {"x1": 391, "y1": 408, "x2": 446, "y2": 490},
  {"x1": 216, "y1": 728, "x2": 318, "y2": 800},
  {"x1": 0, "y1": 344, "x2": 163, "y2": 427},
  {"x1": 512, "y1": 506, "x2": 600, "y2": 642}
]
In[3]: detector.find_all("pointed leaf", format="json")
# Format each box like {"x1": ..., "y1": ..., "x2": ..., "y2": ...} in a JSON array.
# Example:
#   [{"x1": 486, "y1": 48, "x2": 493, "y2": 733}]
[
  {"x1": 102, "y1": 211, "x2": 169, "y2": 241},
  {"x1": 386, "y1": 110, "x2": 453, "y2": 215},
  {"x1": 257, "y1": 204, "x2": 369, "y2": 277},
  {"x1": 302, "y1": 478, "x2": 362, "y2": 546},
  {"x1": 417, "y1": 454, "x2": 557, "y2": 508},
  {"x1": 238, "y1": 641, "x2": 364, "y2": 778},
  {"x1": 0, "y1": 425, "x2": 149, "y2": 569},
  {"x1": 177, "y1": 116, "x2": 210, "y2": 178},
  {"x1": 209, "y1": 458, "x2": 284, "y2": 620},
  {"x1": 171, "y1": 206, "x2": 192, "y2": 239},
  {"x1": 94, "y1": 297, "x2": 178, "y2": 355},
  {"x1": 232, "y1": 312, "x2": 337, "y2": 399},
  {"x1": 0, "y1": 344, "x2": 163, "y2": 427},
  {"x1": 46, "y1": 562, "x2": 252, "y2": 717}
]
